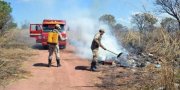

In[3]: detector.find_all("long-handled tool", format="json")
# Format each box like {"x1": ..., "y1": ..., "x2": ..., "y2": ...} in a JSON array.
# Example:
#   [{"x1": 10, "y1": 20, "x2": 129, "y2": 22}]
[{"x1": 106, "y1": 49, "x2": 123, "y2": 58}]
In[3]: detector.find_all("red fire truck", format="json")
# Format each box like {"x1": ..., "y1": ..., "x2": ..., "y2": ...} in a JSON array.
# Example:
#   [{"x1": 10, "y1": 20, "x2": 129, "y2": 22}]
[{"x1": 30, "y1": 19, "x2": 67, "y2": 49}]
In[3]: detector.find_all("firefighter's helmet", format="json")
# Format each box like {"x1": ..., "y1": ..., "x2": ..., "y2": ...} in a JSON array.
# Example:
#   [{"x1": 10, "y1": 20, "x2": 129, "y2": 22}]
[{"x1": 55, "y1": 24, "x2": 61, "y2": 29}]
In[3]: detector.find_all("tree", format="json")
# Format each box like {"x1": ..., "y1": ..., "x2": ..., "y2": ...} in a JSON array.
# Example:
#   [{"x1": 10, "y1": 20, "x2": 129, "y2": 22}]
[
  {"x1": 99, "y1": 14, "x2": 116, "y2": 28},
  {"x1": 0, "y1": 1, "x2": 16, "y2": 35},
  {"x1": 114, "y1": 23, "x2": 128, "y2": 32},
  {"x1": 155, "y1": 0, "x2": 180, "y2": 30},
  {"x1": 113, "y1": 23, "x2": 128, "y2": 41},
  {"x1": 161, "y1": 17, "x2": 179, "y2": 32},
  {"x1": 131, "y1": 13, "x2": 157, "y2": 33}
]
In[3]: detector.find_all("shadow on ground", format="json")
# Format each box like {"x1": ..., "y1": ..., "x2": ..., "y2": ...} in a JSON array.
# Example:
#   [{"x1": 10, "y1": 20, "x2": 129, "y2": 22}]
[
  {"x1": 33, "y1": 63, "x2": 48, "y2": 67},
  {"x1": 33, "y1": 63, "x2": 58, "y2": 67},
  {"x1": 75, "y1": 66, "x2": 90, "y2": 71}
]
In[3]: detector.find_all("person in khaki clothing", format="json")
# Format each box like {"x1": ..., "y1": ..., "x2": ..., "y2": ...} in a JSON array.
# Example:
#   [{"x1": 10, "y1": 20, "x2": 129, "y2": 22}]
[
  {"x1": 48, "y1": 24, "x2": 65, "y2": 67},
  {"x1": 90, "y1": 29, "x2": 106, "y2": 71}
]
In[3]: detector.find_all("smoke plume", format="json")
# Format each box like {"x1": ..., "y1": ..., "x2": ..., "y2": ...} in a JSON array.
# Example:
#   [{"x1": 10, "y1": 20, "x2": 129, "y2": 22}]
[{"x1": 68, "y1": 17, "x2": 128, "y2": 61}]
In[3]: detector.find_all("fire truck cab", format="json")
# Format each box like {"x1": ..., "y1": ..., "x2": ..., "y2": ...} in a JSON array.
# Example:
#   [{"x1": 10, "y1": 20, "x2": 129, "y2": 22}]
[{"x1": 30, "y1": 19, "x2": 67, "y2": 49}]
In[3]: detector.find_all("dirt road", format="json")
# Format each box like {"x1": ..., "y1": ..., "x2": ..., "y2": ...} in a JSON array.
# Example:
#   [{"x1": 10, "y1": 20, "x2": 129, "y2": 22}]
[{"x1": 4, "y1": 44, "x2": 99, "y2": 90}]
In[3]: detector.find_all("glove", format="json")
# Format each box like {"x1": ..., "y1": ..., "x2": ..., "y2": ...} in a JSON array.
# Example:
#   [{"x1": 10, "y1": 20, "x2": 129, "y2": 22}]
[{"x1": 103, "y1": 47, "x2": 107, "y2": 50}]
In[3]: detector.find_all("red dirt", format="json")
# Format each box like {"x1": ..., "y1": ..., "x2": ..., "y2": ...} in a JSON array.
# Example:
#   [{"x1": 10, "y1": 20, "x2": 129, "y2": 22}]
[{"x1": 4, "y1": 44, "x2": 99, "y2": 90}]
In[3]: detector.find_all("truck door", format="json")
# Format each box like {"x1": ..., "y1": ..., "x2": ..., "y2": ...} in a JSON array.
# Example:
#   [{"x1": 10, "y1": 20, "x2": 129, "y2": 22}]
[
  {"x1": 30, "y1": 24, "x2": 42, "y2": 43},
  {"x1": 30, "y1": 24, "x2": 42, "y2": 37}
]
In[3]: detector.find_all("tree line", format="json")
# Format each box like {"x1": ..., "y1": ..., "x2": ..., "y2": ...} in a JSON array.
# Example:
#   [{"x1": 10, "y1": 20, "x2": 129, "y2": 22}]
[
  {"x1": 99, "y1": 0, "x2": 180, "y2": 33},
  {"x1": 0, "y1": 0, "x2": 16, "y2": 36}
]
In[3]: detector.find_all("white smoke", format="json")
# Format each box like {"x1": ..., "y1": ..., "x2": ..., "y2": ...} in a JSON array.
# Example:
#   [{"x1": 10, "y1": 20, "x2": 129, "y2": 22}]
[
  {"x1": 98, "y1": 24, "x2": 128, "y2": 60},
  {"x1": 68, "y1": 17, "x2": 128, "y2": 61},
  {"x1": 68, "y1": 17, "x2": 97, "y2": 59},
  {"x1": 16, "y1": 29, "x2": 36, "y2": 46},
  {"x1": 16, "y1": 0, "x2": 129, "y2": 63}
]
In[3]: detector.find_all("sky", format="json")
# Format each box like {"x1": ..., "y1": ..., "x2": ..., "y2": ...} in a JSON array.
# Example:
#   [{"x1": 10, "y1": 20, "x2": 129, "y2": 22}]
[{"x1": 4, "y1": 0, "x2": 157, "y2": 27}]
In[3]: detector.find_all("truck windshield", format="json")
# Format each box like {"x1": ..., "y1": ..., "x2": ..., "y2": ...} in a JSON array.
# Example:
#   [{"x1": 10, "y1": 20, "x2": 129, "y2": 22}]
[{"x1": 43, "y1": 24, "x2": 65, "y2": 32}]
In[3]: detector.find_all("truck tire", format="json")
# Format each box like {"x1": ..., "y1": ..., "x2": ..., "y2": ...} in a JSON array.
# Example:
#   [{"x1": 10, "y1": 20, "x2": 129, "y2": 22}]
[
  {"x1": 43, "y1": 45, "x2": 48, "y2": 49},
  {"x1": 59, "y1": 45, "x2": 66, "y2": 49}
]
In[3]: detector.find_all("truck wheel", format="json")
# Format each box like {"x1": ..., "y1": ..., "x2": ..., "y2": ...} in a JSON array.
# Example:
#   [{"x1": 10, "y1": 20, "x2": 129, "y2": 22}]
[
  {"x1": 43, "y1": 46, "x2": 48, "y2": 49},
  {"x1": 63, "y1": 45, "x2": 66, "y2": 49},
  {"x1": 59, "y1": 45, "x2": 66, "y2": 49}
]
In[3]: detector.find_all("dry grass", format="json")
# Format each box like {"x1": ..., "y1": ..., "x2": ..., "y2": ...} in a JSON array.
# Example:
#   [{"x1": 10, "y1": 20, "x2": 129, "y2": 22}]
[
  {"x1": 0, "y1": 29, "x2": 37, "y2": 87},
  {"x1": 123, "y1": 29, "x2": 180, "y2": 90},
  {"x1": 99, "y1": 29, "x2": 180, "y2": 90},
  {"x1": 122, "y1": 28, "x2": 180, "y2": 60},
  {"x1": 98, "y1": 64, "x2": 179, "y2": 90}
]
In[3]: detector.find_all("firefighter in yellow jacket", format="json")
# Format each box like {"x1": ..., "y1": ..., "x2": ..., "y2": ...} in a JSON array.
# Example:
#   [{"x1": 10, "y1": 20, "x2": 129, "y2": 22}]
[
  {"x1": 90, "y1": 29, "x2": 106, "y2": 71},
  {"x1": 48, "y1": 24, "x2": 65, "y2": 67}
]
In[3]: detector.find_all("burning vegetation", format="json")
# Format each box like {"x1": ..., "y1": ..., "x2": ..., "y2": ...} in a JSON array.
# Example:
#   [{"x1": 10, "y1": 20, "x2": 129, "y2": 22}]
[
  {"x1": 95, "y1": 28, "x2": 180, "y2": 90},
  {"x1": 67, "y1": 0, "x2": 180, "y2": 89},
  {"x1": 0, "y1": 0, "x2": 180, "y2": 90}
]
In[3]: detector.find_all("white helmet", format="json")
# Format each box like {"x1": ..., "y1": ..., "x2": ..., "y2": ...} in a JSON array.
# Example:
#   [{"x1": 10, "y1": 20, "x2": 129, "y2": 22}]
[{"x1": 55, "y1": 24, "x2": 61, "y2": 29}]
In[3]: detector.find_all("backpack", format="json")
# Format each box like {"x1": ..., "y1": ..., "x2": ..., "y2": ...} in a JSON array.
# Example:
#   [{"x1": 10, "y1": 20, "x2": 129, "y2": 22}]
[{"x1": 47, "y1": 31, "x2": 58, "y2": 45}]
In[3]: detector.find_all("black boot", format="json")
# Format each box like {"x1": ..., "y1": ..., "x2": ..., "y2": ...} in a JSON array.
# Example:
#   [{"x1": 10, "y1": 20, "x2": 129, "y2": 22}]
[
  {"x1": 56, "y1": 59, "x2": 61, "y2": 67},
  {"x1": 48, "y1": 59, "x2": 52, "y2": 67},
  {"x1": 90, "y1": 61, "x2": 97, "y2": 71},
  {"x1": 90, "y1": 62, "x2": 94, "y2": 70}
]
